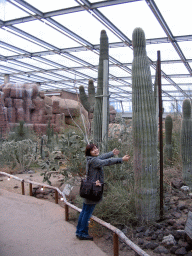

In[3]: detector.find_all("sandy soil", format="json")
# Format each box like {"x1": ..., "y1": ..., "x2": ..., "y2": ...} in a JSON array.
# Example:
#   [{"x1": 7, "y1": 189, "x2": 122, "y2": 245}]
[{"x1": 0, "y1": 168, "x2": 158, "y2": 256}]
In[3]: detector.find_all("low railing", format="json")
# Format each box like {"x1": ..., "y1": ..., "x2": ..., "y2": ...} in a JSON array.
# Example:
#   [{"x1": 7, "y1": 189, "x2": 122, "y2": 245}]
[{"x1": 0, "y1": 171, "x2": 150, "y2": 256}]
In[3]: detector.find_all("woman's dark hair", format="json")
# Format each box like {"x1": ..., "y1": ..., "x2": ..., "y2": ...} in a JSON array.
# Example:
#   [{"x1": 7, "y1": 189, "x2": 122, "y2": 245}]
[{"x1": 85, "y1": 143, "x2": 98, "y2": 156}]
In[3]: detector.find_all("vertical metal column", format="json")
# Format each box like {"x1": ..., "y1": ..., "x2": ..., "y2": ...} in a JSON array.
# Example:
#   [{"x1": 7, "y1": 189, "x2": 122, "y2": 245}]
[
  {"x1": 102, "y1": 59, "x2": 108, "y2": 152},
  {"x1": 157, "y1": 51, "x2": 164, "y2": 219}
]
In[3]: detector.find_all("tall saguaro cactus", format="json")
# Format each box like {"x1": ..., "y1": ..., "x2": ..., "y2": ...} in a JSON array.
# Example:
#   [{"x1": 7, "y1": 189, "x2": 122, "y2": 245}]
[
  {"x1": 164, "y1": 115, "x2": 173, "y2": 164},
  {"x1": 181, "y1": 99, "x2": 192, "y2": 189},
  {"x1": 93, "y1": 30, "x2": 109, "y2": 148},
  {"x1": 79, "y1": 79, "x2": 95, "y2": 133},
  {"x1": 132, "y1": 27, "x2": 158, "y2": 222}
]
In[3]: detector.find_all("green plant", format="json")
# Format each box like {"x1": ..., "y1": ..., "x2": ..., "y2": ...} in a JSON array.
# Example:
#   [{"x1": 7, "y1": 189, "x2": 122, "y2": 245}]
[
  {"x1": 181, "y1": 99, "x2": 192, "y2": 189},
  {"x1": 79, "y1": 79, "x2": 95, "y2": 117},
  {"x1": 1, "y1": 139, "x2": 36, "y2": 171},
  {"x1": 132, "y1": 27, "x2": 158, "y2": 222},
  {"x1": 164, "y1": 115, "x2": 173, "y2": 165},
  {"x1": 93, "y1": 30, "x2": 109, "y2": 148},
  {"x1": 59, "y1": 131, "x2": 86, "y2": 177},
  {"x1": 8, "y1": 121, "x2": 35, "y2": 142}
]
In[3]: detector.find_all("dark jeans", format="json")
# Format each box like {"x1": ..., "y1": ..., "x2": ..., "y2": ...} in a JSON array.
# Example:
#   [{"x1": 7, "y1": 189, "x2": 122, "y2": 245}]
[{"x1": 76, "y1": 203, "x2": 96, "y2": 237}]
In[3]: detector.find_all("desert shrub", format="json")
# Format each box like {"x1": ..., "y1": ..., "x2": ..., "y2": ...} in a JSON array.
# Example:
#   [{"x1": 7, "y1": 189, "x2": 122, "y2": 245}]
[
  {"x1": 1, "y1": 139, "x2": 36, "y2": 171},
  {"x1": 8, "y1": 121, "x2": 36, "y2": 142}
]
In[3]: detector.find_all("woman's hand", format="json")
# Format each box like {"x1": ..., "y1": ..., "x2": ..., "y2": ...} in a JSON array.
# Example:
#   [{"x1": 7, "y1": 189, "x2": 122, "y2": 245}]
[
  {"x1": 95, "y1": 180, "x2": 101, "y2": 186},
  {"x1": 122, "y1": 155, "x2": 130, "y2": 162},
  {"x1": 113, "y1": 148, "x2": 120, "y2": 155}
]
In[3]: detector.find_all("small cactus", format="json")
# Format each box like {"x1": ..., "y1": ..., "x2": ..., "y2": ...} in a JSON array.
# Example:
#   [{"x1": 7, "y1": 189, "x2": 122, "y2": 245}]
[
  {"x1": 164, "y1": 115, "x2": 173, "y2": 164},
  {"x1": 181, "y1": 99, "x2": 192, "y2": 189},
  {"x1": 132, "y1": 27, "x2": 158, "y2": 222}
]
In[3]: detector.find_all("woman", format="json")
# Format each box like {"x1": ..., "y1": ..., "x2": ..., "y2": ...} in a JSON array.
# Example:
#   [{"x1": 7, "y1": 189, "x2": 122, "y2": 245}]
[{"x1": 76, "y1": 143, "x2": 130, "y2": 240}]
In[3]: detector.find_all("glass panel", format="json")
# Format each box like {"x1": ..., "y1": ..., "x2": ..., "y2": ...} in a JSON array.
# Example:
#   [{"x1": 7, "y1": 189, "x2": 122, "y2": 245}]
[
  {"x1": 53, "y1": 11, "x2": 121, "y2": 45},
  {"x1": 0, "y1": 1, "x2": 28, "y2": 21},
  {"x1": 44, "y1": 54, "x2": 82, "y2": 67},
  {"x1": 24, "y1": 0, "x2": 77, "y2": 13},
  {"x1": 110, "y1": 66, "x2": 130, "y2": 77},
  {"x1": 53, "y1": 70, "x2": 77, "y2": 79},
  {"x1": 155, "y1": 0, "x2": 192, "y2": 36},
  {"x1": 172, "y1": 77, "x2": 192, "y2": 84},
  {"x1": 0, "y1": 61, "x2": 31, "y2": 72},
  {"x1": 14, "y1": 20, "x2": 80, "y2": 49},
  {"x1": 161, "y1": 63, "x2": 189, "y2": 75},
  {"x1": 179, "y1": 42, "x2": 192, "y2": 59},
  {"x1": 77, "y1": 68, "x2": 97, "y2": 78},
  {"x1": 20, "y1": 58, "x2": 55, "y2": 70},
  {"x1": 109, "y1": 47, "x2": 133, "y2": 63},
  {"x1": 0, "y1": 28, "x2": 47, "y2": 52},
  {"x1": 100, "y1": 1, "x2": 166, "y2": 39},
  {"x1": 146, "y1": 43, "x2": 180, "y2": 61},
  {"x1": 71, "y1": 51, "x2": 99, "y2": 65}
]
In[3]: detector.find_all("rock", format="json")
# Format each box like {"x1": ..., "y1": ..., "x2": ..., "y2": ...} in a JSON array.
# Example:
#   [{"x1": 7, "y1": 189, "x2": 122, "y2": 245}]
[
  {"x1": 28, "y1": 170, "x2": 35, "y2": 174},
  {"x1": 144, "y1": 242, "x2": 159, "y2": 250},
  {"x1": 181, "y1": 186, "x2": 189, "y2": 192},
  {"x1": 162, "y1": 234, "x2": 176, "y2": 246},
  {"x1": 172, "y1": 212, "x2": 182, "y2": 219},
  {"x1": 175, "y1": 247, "x2": 187, "y2": 255},
  {"x1": 170, "y1": 245, "x2": 180, "y2": 254},
  {"x1": 154, "y1": 245, "x2": 169, "y2": 254},
  {"x1": 171, "y1": 179, "x2": 184, "y2": 189},
  {"x1": 136, "y1": 226, "x2": 146, "y2": 233}
]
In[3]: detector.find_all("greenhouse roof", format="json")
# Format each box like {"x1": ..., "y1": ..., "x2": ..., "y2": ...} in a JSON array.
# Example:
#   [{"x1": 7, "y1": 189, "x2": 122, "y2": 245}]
[{"x1": 0, "y1": 0, "x2": 192, "y2": 112}]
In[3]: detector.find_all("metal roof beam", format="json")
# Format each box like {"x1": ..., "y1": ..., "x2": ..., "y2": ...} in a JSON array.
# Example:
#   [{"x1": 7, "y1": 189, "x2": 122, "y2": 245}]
[{"x1": 146, "y1": 0, "x2": 192, "y2": 75}]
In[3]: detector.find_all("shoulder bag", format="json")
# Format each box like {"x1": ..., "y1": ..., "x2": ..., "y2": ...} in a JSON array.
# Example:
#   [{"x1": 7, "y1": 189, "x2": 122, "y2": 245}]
[{"x1": 79, "y1": 162, "x2": 104, "y2": 202}]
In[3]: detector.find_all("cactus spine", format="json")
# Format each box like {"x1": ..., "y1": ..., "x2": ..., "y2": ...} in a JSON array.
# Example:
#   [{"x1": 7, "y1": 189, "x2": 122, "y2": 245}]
[
  {"x1": 181, "y1": 99, "x2": 192, "y2": 189},
  {"x1": 132, "y1": 27, "x2": 158, "y2": 222},
  {"x1": 93, "y1": 30, "x2": 109, "y2": 148},
  {"x1": 79, "y1": 79, "x2": 95, "y2": 134},
  {"x1": 164, "y1": 115, "x2": 173, "y2": 164}
]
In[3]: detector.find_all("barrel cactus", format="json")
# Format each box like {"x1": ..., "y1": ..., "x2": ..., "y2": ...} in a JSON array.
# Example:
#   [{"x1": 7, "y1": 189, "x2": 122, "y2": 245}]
[
  {"x1": 93, "y1": 30, "x2": 109, "y2": 148},
  {"x1": 181, "y1": 99, "x2": 192, "y2": 189},
  {"x1": 132, "y1": 27, "x2": 158, "y2": 222},
  {"x1": 164, "y1": 115, "x2": 173, "y2": 164}
]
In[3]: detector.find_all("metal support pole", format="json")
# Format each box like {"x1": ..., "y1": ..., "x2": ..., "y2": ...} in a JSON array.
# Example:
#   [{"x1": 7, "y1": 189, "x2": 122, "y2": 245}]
[
  {"x1": 65, "y1": 204, "x2": 69, "y2": 221},
  {"x1": 102, "y1": 59, "x2": 108, "y2": 152},
  {"x1": 55, "y1": 190, "x2": 58, "y2": 204},
  {"x1": 157, "y1": 50, "x2": 164, "y2": 219},
  {"x1": 29, "y1": 183, "x2": 32, "y2": 196},
  {"x1": 113, "y1": 233, "x2": 119, "y2": 256},
  {"x1": 21, "y1": 180, "x2": 25, "y2": 195}
]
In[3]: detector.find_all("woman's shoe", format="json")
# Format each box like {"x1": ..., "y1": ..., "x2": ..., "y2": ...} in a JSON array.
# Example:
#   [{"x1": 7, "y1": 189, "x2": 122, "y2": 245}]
[{"x1": 77, "y1": 235, "x2": 93, "y2": 241}]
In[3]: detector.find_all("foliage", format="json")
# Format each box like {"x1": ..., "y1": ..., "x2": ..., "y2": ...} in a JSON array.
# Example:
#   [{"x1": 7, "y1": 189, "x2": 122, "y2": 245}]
[
  {"x1": 1, "y1": 139, "x2": 36, "y2": 171},
  {"x1": 8, "y1": 121, "x2": 36, "y2": 142},
  {"x1": 39, "y1": 150, "x2": 61, "y2": 185},
  {"x1": 59, "y1": 131, "x2": 87, "y2": 177}
]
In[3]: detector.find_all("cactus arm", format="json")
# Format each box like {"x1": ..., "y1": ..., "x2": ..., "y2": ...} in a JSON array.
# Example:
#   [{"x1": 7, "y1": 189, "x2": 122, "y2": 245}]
[{"x1": 79, "y1": 85, "x2": 90, "y2": 112}]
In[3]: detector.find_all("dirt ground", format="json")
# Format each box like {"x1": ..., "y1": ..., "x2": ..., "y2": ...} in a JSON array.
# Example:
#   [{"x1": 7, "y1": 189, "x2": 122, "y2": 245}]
[{"x1": 0, "y1": 166, "x2": 180, "y2": 256}]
